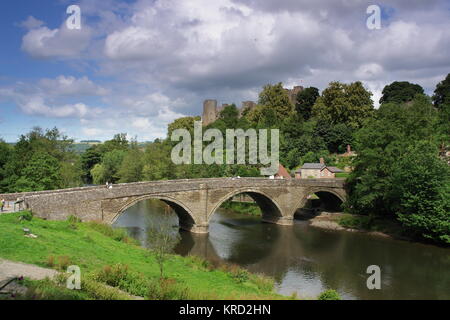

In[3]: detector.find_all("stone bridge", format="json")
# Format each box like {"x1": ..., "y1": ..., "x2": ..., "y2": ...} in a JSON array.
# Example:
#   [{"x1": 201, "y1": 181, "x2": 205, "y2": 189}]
[{"x1": 0, "y1": 178, "x2": 347, "y2": 233}]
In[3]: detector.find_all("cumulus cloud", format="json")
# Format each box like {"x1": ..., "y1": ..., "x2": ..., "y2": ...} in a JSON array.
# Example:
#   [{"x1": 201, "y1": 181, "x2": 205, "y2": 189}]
[
  {"x1": 38, "y1": 76, "x2": 109, "y2": 96},
  {"x1": 18, "y1": 16, "x2": 45, "y2": 29},
  {"x1": 21, "y1": 22, "x2": 92, "y2": 59}
]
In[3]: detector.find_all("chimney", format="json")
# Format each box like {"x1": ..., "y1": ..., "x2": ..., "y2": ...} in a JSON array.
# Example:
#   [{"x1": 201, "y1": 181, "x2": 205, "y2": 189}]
[
  {"x1": 319, "y1": 157, "x2": 324, "y2": 165},
  {"x1": 347, "y1": 145, "x2": 351, "y2": 153}
]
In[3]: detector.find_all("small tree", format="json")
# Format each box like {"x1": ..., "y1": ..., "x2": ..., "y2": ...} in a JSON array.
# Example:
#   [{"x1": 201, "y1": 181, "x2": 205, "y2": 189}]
[{"x1": 147, "y1": 211, "x2": 180, "y2": 280}]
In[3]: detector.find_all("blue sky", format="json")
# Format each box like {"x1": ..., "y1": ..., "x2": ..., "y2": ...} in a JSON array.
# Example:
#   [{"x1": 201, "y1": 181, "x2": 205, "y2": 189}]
[{"x1": 1, "y1": 0, "x2": 450, "y2": 142}]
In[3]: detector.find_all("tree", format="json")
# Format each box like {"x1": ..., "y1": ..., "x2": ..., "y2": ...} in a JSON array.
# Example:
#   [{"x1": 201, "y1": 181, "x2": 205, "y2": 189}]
[
  {"x1": 60, "y1": 161, "x2": 83, "y2": 188},
  {"x1": 0, "y1": 140, "x2": 13, "y2": 192},
  {"x1": 91, "y1": 163, "x2": 107, "y2": 185},
  {"x1": 118, "y1": 147, "x2": 144, "y2": 183},
  {"x1": 100, "y1": 149, "x2": 127, "y2": 183},
  {"x1": 432, "y1": 73, "x2": 450, "y2": 110},
  {"x1": 98, "y1": 133, "x2": 129, "y2": 155},
  {"x1": 390, "y1": 142, "x2": 450, "y2": 244},
  {"x1": 14, "y1": 152, "x2": 61, "y2": 191},
  {"x1": 312, "y1": 81, "x2": 374, "y2": 129},
  {"x1": 295, "y1": 87, "x2": 319, "y2": 120},
  {"x1": 218, "y1": 104, "x2": 239, "y2": 128},
  {"x1": 146, "y1": 211, "x2": 180, "y2": 279},
  {"x1": 380, "y1": 81, "x2": 424, "y2": 105},
  {"x1": 142, "y1": 140, "x2": 174, "y2": 181},
  {"x1": 257, "y1": 82, "x2": 294, "y2": 123},
  {"x1": 167, "y1": 116, "x2": 201, "y2": 138},
  {"x1": 347, "y1": 95, "x2": 441, "y2": 219},
  {"x1": 80, "y1": 146, "x2": 102, "y2": 183}
]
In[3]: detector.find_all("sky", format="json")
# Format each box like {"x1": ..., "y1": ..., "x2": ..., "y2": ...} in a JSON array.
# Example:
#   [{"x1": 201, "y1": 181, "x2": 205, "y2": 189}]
[{"x1": 0, "y1": 0, "x2": 449, "y2": 142}]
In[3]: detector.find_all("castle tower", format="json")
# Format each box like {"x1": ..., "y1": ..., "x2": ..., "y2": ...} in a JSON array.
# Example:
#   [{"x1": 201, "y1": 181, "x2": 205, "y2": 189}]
[
  {"x1": 286, "y1": 86, "x2": 304, "y2": 105},
  {"x1": 202, "y1": 100, "x2": 218, "y2": 126},
  {"x1": 240, "y1": 101, "x2": 256, "y2": 116}
]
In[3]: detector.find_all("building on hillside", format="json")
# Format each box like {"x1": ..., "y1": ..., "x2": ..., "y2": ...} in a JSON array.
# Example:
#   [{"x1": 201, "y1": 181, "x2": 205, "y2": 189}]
[
  {"x1": 274, "y1": 164, "x2": 292, "y2": 179},
  {"x1": 339, "y1": 145, "x2": 357, "y2": 157},
  {"x1": 295, "y1": 158, "x2": 343, "y2": 179}
]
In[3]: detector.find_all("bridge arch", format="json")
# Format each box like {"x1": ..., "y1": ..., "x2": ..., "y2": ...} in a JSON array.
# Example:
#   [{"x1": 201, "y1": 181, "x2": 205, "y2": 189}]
[
  {"x1": 112, "y1": 194, "x2": 198, "y2": 232},
  {"x1": 293, "y1": 187, "x2": 346, "y2": 215},
  {"x1": 208, "y1": 188, "x2": 284, "y2": 224}
]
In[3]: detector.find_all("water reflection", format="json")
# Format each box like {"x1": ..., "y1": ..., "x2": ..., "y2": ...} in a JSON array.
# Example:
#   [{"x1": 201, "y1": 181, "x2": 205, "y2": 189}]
[{"x1": 113, "y1": 199, "x2": 450, "y2": 300}]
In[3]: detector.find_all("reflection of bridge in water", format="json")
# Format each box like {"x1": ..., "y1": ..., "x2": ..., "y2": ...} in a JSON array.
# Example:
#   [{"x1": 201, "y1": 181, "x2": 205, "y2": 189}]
[{"x1": 0, "y1": 177, "x2": 346, "y2": 234}]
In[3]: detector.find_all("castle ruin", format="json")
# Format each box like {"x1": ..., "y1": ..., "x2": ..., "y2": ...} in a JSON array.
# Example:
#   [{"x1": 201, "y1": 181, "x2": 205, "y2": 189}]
[{"x1": 202, "y1": 85, "x2": 303, "y2": 126}]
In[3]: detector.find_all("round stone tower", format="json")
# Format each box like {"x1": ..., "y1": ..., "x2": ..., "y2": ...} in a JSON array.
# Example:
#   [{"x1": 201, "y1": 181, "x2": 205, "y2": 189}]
[{"x1": 202, "y1": 100, "x2": 218, "y2": 126}]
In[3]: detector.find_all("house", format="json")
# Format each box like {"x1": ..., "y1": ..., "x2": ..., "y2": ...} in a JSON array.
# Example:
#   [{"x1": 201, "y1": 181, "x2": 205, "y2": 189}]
[
  {"x1": 295, "y1": 158, "x2": 344, "y2": 179},
  {"x1": 274, "y1": 164, "x2": 292, "y2": 179}
]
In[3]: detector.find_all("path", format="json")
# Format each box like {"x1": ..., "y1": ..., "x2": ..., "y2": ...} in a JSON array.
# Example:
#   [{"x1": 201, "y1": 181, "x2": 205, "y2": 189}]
[{"x1": 0, "y1": 259, "x2": 144, "y2": 299}]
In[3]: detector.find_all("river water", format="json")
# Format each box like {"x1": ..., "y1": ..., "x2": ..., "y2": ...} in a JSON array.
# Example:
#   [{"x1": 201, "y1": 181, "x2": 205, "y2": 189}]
[{"x1": 113, "y1": 199, "x2": 450, "y2": 300}]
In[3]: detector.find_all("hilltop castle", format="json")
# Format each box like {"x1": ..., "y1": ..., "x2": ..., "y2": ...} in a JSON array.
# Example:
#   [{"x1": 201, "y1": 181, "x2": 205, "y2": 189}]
[{"x1": 202, "y1": 85, "x2": 304, "y2": 126}]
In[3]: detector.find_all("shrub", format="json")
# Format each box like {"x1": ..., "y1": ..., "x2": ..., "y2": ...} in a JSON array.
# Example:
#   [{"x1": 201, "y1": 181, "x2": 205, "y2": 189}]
[
  {"x1": 57, "y1": 256, "x2": 71, "y2": 270},
  {"x1": 318, "y1": 289, "x2": 341, "y2": 300},
  {"x1": 94, "y1": 264, "x2": 148, "y2": 297},
  {"x1": 96, "y1": 264, "x2": 129, "y2": 287},
  {"x1": 45, "y1": 255, "x2": 55, "y2": 268},
  {"x1": 18, "y1": 211, "x2": 33, "y2": 221},
  {"x1": 147, "y1": 278, "x2": 190, "y2": 300},
  {"x1": 82, "y1": 278, "x2": 131, "y2": 300},
  {"x1": 67, "y1": 215, "x2": 81, "y2": 230}
]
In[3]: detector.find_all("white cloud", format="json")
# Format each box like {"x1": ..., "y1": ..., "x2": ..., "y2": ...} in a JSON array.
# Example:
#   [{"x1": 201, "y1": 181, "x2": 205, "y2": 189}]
[
  {"x1": 21, "y1": 23, "x2": 92, "y2": 59},
  {"x1": 19, "y1": 16, "x2": 45, "y2": 29},
  {"x1": 38, "y1": 76, "x2": 109, "y2": 96}
]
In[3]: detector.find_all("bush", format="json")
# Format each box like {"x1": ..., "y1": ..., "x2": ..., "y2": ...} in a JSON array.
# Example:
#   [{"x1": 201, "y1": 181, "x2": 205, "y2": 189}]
[
  {"x1": 18, "y1": 211, "x2": 33, "y2": 221},
  {"x1": 82, "y1": 278, "x2": 131, "y2": 300},
  {"x1": 338, "y1": 214, "x2": 374, "y2": 230},
  {"x1": 318, "y1": 289, "x2": 341, "y2": 300},
  {"x1": 67, "y1": 215, "x2": 81, "y2": 230},
  {"x1": 57, "y1": 256, "x2": 72, "y2": 270},
  {"x1": 147, "y1": 278, "x2": 190, "y2": 300},
  {"x1": 45, "y1": 255, "x2": 55, "y2": 268},
  {"x1": 94, "y1": 264, "x2": 148, "y2": 297}
]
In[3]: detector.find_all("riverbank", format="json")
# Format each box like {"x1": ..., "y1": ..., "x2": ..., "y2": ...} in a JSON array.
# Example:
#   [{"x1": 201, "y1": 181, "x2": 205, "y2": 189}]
[
  {"x1": 221, "y1": 201, "x2": 262, "y2": 216},
  {"x1": 307, "y1": 212, "x2": 412, "y2": 241},
  {"x1": 0, "y1": 212, "x2": 287, "y2": 300}
]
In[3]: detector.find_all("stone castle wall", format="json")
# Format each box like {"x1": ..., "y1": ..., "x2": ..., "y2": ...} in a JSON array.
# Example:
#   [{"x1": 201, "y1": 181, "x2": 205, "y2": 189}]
[{"x1": 202, "y1": 86, "x2": 303, "y2": 126}]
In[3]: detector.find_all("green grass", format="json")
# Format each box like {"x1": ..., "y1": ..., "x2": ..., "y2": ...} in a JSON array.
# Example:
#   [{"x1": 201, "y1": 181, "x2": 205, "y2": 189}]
[
  {"x1": 335, "y1": 172, "x2": 350, "y2": 178},
  {"x1": 221, "y1": 201, "x2": 262, "y2": 216},
  {"x1": 0, "y1": 212, "x2": 285, "y2": 300}
]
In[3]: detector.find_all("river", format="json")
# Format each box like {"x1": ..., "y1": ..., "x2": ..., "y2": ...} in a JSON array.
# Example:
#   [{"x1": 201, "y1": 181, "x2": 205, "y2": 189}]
[{"x1": 113, "y1": 199, "x2": 450, "y2": 300}]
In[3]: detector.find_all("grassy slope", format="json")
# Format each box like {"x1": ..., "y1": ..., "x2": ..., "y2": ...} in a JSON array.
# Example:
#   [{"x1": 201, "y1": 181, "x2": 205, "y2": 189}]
[{"x1": 0, "y1": 213, "x2": 284, "y2": 299}]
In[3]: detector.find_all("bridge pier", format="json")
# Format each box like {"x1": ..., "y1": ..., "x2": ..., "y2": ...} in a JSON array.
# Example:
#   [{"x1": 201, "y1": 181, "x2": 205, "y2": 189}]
[
  {"x1": 180, "y1": 222, "x2": 209, "y2": 234},
  {"x1": 262, "y1": 215, "x2": 294, "y2": 226}
]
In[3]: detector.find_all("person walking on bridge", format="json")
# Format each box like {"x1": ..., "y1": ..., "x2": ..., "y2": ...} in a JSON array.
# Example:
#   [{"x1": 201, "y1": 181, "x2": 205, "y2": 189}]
[{"x1": 0, "y1": 199, "x2": 5, "y2": 212}]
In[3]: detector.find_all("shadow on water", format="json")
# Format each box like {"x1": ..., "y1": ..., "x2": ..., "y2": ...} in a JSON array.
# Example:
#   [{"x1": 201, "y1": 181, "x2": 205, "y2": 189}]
[{"x1": 113, "y1": 199, "x2": 450, "y2": 300}]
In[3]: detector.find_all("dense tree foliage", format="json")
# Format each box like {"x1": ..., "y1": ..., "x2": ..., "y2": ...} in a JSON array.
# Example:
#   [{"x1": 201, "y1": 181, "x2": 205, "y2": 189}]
[
  {"x1": 433, "y1": 73, "x2": 450, "y2": 111},
  {"x1": 379, "y1": 81, "x2": 424, "y2": 105},
  {"x1": 346, "y1": 94, "x2": 449, "y2": 243},
  {"x1": 312, "y1": 81, "x2": 374, "y2": 129},
  {"x1": 295, "y1": 87, "x2": 319, "y2": 121}
]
